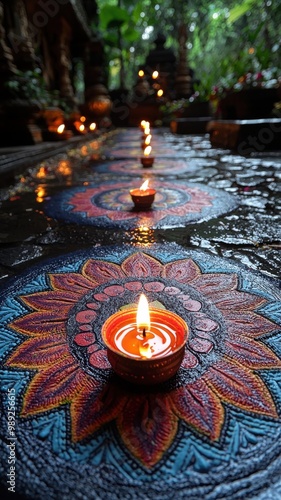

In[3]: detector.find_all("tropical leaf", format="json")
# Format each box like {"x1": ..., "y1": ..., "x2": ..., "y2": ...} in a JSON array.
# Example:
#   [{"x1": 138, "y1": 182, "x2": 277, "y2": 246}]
[
  {"x1": 99, "y1": 5, "x2": 130, "y2": 30},
  {"x1": 228, "y1": 0, "x2": 257, "y2": 24}
]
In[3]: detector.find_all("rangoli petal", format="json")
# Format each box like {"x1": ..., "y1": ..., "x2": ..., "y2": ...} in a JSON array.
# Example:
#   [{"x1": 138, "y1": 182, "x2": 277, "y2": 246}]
[
  {"x1": 117, "y1": 394, "x2": 178, "y2": 467},
  {"x1": 192, "y1": 273, "x2": 238, "y2": 296},
  {"x1": 82, "y1": 259, "x2": 125, "y2": 283},
  {"x1": 170, "y1": 380, "x2": 224, "y2": 440},
  {"x1": 10, "y1": 311, "x2": 67, "y2": 336},
  {"x1": 49, "y1": 273, "x2": 96, "y2": 293},
  {"x1": 225, "y1": 338, "x2": 281, "y2": 369},
  {"x1": 226, "y1": 312, "x2": 278, "y2": 338},
  {"x1": 71, "y1": 380, "x2": 126, "y2": 442},
  {"x1": 121, "y1": 252, "x2": 162, "y2": 278},
  {"x1": 206, "y1": 357, "x2": 278, "y2": 418},
  {"x1": 20, "y1": 290, "x2": 77, "y2": 313},
  {"x1": 6, "y1": 334, "x2": 68, "y2": 368},
  {"x1": 21, "y1": 357, "x2": 85, "y2": 416},
  {"x1": 162, "y1": 258, "x2": 201, "y2": 283},
  {"x1": 211, "y1": 290, "x2": 266, "y2": 312}
]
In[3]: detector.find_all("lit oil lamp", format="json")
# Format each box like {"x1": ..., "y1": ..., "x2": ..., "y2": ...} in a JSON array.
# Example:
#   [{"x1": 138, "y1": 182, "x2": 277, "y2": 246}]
[
  {"x1": 57, "y1": 124, "x2": 65, "y2": 134},
  {"x1": 89, "y1": 122, "x2": 97, "y2": 131},
  {"x1": 101, "y1": 293, "x2": 188, "y2": 385},
  {"x1": 140, "y1": 119, "x2": 147, "y2": 130},
  {"x1": 130, "y1": 179, "x2": 156, "y2": 210},
  {"x1": 54, "y1": 123, "x2": 72, "y2": 140},
  {"x1": 152, "y1": 70, "x2": 159, "y2": 79},
  {"x1": 138, "y1": 70, "x2": 144, "y2": 78},
  {"x1": 141, "y1": 145, "x2": 154, "y2": 167},
  {"x1": 157, "y1": 89, "x2": 164, "y2": 97}
]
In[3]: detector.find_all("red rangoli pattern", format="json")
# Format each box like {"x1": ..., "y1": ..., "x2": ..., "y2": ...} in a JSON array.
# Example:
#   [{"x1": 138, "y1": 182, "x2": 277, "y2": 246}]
[{"x1": 6, "y1": 252, "x2": 280, "y2": 467}]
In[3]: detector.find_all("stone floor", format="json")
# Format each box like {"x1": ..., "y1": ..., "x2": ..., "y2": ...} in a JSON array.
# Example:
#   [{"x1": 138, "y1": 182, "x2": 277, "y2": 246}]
[
  {"x1": 0, "y1": 128, "x2": 280, "y2": 283},
  {"x1": 0, "y1": 127, "x2": 281, "y2": 500}
]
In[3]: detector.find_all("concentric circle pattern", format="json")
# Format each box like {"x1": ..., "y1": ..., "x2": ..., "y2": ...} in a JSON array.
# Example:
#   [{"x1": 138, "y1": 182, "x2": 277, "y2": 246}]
[{"x1": 1, "y1": 244, "x2": 281, "y2": 499}]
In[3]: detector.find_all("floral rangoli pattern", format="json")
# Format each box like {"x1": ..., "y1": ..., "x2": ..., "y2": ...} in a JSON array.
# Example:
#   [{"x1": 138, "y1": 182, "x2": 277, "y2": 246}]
[
  {"x1": 1, "y1": 245, "x2": 281, "y2": 499},
  {"x1": 92, "y1": 159, "x2": 217, "y2": 176},
  {"x1": 4, "y1": 249, "x2": 281, "y2": 469},
  {"x1": 45, "y1": 181, "x2": 237, "y2": 229}
]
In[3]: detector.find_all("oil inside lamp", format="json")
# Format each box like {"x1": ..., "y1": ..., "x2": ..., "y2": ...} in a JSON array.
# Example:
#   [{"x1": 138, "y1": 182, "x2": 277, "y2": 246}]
[
  {"x1": 130, "y1": 179, "x2": 156, "y2": 210},
  {"x1": 141, "y1": 145, "x2": 154, "y2": 167},
  {"x1": 101, "y1": 293, "x2": 188, "y2": 384}
]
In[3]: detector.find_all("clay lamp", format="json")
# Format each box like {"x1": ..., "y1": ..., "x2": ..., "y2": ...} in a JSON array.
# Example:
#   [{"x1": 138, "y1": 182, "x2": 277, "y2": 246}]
[
  {"x1": 89, "y1": 122, "x2": 97, "y2": 131},
  {"x1": 57, "y1": 124, "x2": 65, "y2": 134},
  {"x1": 55, "y1": 124, "x2": 72, "y2": 140},
  {"x1": 130, "y1": 179, "x2": 156, "y2": 210},
  {"x1": 141, "y1": 145, "x2": 154, "y2": 167},
  {"x1": 101, "y1": 293, "x2": 188, "y2": 385}
]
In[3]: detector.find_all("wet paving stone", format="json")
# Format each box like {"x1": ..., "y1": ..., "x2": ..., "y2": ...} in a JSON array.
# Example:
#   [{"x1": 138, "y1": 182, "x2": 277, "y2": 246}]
[
  {"x1": 0, "y1": 127, "x2": 280, "y2": 282},
  {"x1": 0, "y1": 127, "x2": 281, "y2": 500}
]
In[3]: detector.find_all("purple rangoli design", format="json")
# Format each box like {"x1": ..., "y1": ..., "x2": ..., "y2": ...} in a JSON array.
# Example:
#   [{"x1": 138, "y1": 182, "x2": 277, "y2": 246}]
[{"x1": 45, "y1": 181, "x2": 237, "y2": 229}]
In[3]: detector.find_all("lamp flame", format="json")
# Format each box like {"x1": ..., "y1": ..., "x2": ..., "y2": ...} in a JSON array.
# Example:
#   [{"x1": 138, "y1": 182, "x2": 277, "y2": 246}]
[
  {"x1": 137, "y1": 293, "x2": 150, "y2": 332},
  {"x1": 144, "y1": 125, "x2": 150, "y2": 135},
  {"x1": 140, "y1": 179, "x2": 149, "y2": 191},
  {"x1": 144, "y1": 134, "x2": 151, "y2": 145},
  {"x1": 152, "y1": 70, "x2": 159, "y2": 79},
  {"x1": 157, "y1": 89, "x2": 164, "y2": 97},
  {"x1": 57, "y1": 124, "x2": 65, "y2": 134},
  {"x1": 144, "y1": 145, "x2": 151, "y2": 157},
  {"x1": 79, "y1": 124, "x2": 85, "y2": 132},
  {"x1": 89, "y1": 122, "x2": 96, "y2": 131}
]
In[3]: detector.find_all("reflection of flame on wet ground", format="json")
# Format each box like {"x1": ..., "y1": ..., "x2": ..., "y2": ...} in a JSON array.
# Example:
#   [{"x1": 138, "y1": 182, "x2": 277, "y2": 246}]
[
  {"x1": 127, "y1": 226, "x2": 156, "y2": 247},
  {"x1": 36, "y1": 185, "x2": 46, "y2": 203}
]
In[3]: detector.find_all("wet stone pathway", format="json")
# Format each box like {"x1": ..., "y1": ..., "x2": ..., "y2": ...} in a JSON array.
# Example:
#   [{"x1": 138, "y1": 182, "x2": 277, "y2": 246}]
[
  {"x1": 0, "y1": 128, "x2": 280, "y2": 281},
  {"x1": 0, "y1": 127, "x2": 281, "y2": 500}
]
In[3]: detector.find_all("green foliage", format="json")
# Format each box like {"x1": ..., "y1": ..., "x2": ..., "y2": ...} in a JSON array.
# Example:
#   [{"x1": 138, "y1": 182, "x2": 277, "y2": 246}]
[
  {"x1": 227, "y1": 0, "x2": 257, "y2": 24},
  {"x1": 96, "y1": 0, "x2": 280, "y2": 94},
  {"x1": 99, "y1": 5, "x2": 130, "y2": 30},
  {"x1": 5, "y1": 69, "x2": 72, "y2": 114}
]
